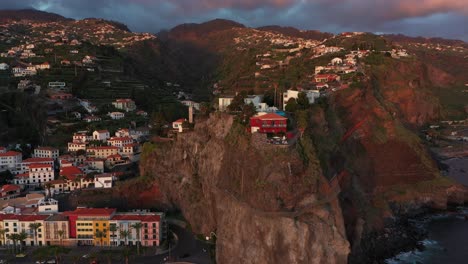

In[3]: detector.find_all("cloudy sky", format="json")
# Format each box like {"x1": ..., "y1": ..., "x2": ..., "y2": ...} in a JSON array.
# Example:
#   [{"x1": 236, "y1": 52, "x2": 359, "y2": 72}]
[{"x1": 1, "y1": 0, "x2": 467, "y2": 40}]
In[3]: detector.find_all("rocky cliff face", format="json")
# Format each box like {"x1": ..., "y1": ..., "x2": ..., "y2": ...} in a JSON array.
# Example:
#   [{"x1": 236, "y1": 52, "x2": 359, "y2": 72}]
[{"x1": 140, "y1": 114, "x2": 350, "y2": 263}]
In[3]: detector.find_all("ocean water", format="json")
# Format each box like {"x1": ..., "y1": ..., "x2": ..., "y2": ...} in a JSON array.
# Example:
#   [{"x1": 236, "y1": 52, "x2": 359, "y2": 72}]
[{"x1": 385, "y1": 213, "x2": 468, "y2": 264}]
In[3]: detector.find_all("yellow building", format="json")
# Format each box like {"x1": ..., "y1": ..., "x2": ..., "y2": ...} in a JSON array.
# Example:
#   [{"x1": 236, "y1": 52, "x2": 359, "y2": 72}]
[
  {"x1": 76, "y1": 220, "x2": 94, "y2": 245},
  {"x1": 93, "y1": 219, "x2": 110, "y2": 246}
]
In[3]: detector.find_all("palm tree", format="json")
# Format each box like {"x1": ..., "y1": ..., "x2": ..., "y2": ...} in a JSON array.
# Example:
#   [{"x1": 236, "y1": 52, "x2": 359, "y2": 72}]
[
  {"x1": 29, "y1": 223, "x2": 42, "y2": 246},
  {"x1": 6, "y1": 233, "x2": 18, "y2": 254},
  {"x1": 131, "y1": 222, "x2": 142, "y2": 255},
  {"x1": 0, "y1": 228, "x2": 8, "y2": 246},
  {"x1": 109, "y1": 224, "x2": 118, "y2": 247},
  {"x1": 120, "y1": 230, "x2": 129, "y2": 246},
  {"x1": 95, "y1": 230, "x2": 105, "y2": 247},
  {"x1": 57, "y1": 230, "x2": 65, "y2": 246},
  {"x1": 17, "y1": 231, "x2": 28, "y2": 253}
]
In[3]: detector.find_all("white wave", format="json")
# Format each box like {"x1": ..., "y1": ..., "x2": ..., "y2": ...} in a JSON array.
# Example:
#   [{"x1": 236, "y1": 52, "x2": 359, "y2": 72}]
[{"x1": 385, "y1": 240, "x2": 444, "y2": 264}]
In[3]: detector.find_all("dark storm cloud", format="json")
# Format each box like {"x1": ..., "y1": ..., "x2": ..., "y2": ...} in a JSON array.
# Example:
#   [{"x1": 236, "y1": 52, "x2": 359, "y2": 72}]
[{"x1": 0, "y1": 0, "x2": 466, "y2": 40}]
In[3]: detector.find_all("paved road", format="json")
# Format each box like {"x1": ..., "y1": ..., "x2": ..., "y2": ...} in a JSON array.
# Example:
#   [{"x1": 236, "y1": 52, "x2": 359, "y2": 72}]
[{"x1": 0, "y1": 225, "x2": 212, "y2": 264}]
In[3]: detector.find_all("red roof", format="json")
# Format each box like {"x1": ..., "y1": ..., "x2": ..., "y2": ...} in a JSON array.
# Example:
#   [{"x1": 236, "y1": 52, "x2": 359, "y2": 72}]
[
  {"x1": 107, "y1": 154, "x2": 122, "y2": 159},
  {"x1": 109, "y1": 137, "x2": 133, "y2": 142},
  {"x1": 115, "y1": 99, "x2": 133, "y2": 103},
  {"x1": 0, "y1": 151, "x2": 21, "y2": 157},
  {"x1": 173, "y1": 118, "x2": 186, "y2": 124},
  {"x1": 48, "y1": 179, "x2": 67, "y2": 185},
  {"x1": 23, "y1": 157, "x2": 53, "y2": 163},
  {"x1": 29, "y1": 163, "x2": 53, "y2": 169},
  {"x1": 111, "y1": 214, "x2": 161, "y2": 221},
  {"x1": 15, "y1": 173, "x2": 29, "y2": 178},
  {"x1": 65, "y1": 208, "x2": 116, "y2": 216},
  {"x1": 89, "y1": 146, "x2": 119, "y2": 150},
  {"x1": 0, "y1": 214, "x2": 50, "y2": 221},
  {"x1": 123, "y1": 143, "x2": 139, "y2": 148},
  {"x1": 251, "y1": 113, "x2": 287, "y2": 121},
  {"x1": 96, "y1": 130, "x2": 109, "y2": 133},
  {"x1": 60, "y1": 166, "x2": 84, "y2": 181},
  {"x1": 1, "y1": 184, "x2": 20, "y2": 193}
]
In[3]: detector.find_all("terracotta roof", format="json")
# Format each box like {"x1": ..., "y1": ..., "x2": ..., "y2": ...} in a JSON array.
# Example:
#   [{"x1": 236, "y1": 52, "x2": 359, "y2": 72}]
[
  {"x1": 173, "y1": 118, "x2": 186, "y2": 124},
  {"x1": 29, "y1": 163, "x2": 53, "y2": 169},
  {"x1": 66, "y1": 208, "x2": 116, "y2": 216},
  {"x1": 35, "y1": 147, "x2": 58, "y2": 152},
  {"x1": 48, "y1": 179, "x2": 67, "y2": 185},
  {"x1": 115, "y1": 99, "x2": 133, "y2": 103},
  {"x1": 109, "y1": 137, "x2": 133, "y2": 142},
  {"x1": 1, "y1": 184, "x2": 20, "y2": 193},
  {"x1": 60, "y1": 166, "x2": 84, "y2": 181},
  {"x1": 0, "y1": 214, "x2": 50, "y2": 221},
  {"x1": 107, "y1": 154, "x2": 122, "y2": 159},
  {"x1": 95, "y1": 130, "x2": 109, "y2": 133},
  {"x1": 15, "y1": 173, "x2": 29, "y2": 178},
  {"x1": 89, "y1": 146, "x2": 119, "y2": 150},
  {"x1": 251, "y1": 113, "x2": 287, "y2": 121},
  {"x1": 111, "y1": 214, "x2": 161, "y2": 221},
  {"x1": 23, "y1": 157, "x2": 53, "y2": 163},
  {"x1": 123, "y1": 143, "x2": 139, "y2": 148},
  {"x1": 0, "y1": 151, "x2": 21, "y2": 157}
]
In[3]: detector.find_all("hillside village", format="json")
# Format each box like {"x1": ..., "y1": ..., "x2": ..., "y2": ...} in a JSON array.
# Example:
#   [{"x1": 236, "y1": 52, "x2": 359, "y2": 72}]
[{"x1": 0, "y1": 13, "x2": 467, "y2": 261}]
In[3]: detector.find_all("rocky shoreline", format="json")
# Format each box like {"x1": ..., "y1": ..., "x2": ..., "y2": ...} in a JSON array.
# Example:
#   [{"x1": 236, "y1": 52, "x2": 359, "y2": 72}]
[{"x1": 352, "y1": 206, "x2": 468, "y2": 264}]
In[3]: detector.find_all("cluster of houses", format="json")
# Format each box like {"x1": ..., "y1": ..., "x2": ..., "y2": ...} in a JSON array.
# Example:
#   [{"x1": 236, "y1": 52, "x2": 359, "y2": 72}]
[
  {"x1": 0, "y1": 207, "x2": 166, "y2": 247},
  {"x1": 0, "y1": 144, "x2": 127, "y2": 197}
]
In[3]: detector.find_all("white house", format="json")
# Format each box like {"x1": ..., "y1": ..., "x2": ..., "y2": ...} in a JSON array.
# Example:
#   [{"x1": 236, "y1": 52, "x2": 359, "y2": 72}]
[
  {"x1": 108, "y1": 137, "x2": 133, "y2": 148},
  {"x1": 33, "y1": 147, "x2": 59, "y2": 159},
  {"x1": 37, "y1": 198, "x2": 59, "y2": 213},
  {"x1": 94, "y1": 173, "x2": 114, "y2": 188},
  {"x1": 283, "y1": 90, "x2": 321, "y2": 110},
  {"x1": 112, "y1": 99, "x2": 136, "y2": 112},
  {"x1": 67, "y1": 142, "x2": 87, "y2": 152},
  {"x1": 172, "y1": 119, "x2": 187, "y2": 133},
  {"x1": 218, "y1": 96, "x2": 235, "y2": 111},
  {"x1": 0, "y1": 63, "x2": 9, "y2": 70},
  {"x1": 244, "y1": 95, "x2": 264, "y2": 111},
  {"x1": 109, "y1": 112, "x2": 125, "y2": 120},
  {"x1": 0, "y1": 151, "x2": 22, "y2": 173},
  {"x1": 115, "y1": 128, "x2": 130, "y2": 138},
  {"x1": 92, "y1": 130, "x2": 110, "y2": 142},
  {"x1": 331, "y1": 57, "x2": 343, "y2": 65},
  {"x1": 27, "y1": 163, "x2": 55, "y2": 186}
]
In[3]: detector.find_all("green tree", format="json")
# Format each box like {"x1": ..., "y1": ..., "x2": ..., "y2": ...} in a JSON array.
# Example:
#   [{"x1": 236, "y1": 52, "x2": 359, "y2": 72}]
[
  {"x1": 95, "y1": 230, "x2": 105, "y2": 247},
  {"x1": 239, "y1": 103, "x2": 256, "y2": 124},
  {"x1": 57, "y1": 230, "x2": 65, "y2": 246},
  {"x1": 227, "y1": 92, "x2": 247, "y2": 112},
  {"x1": 131, "y1": 222, "x2": 143, "y2": 255},
  {"x1": 29, "y1": 223, "x2": 42, "y2": 247},
  {"x1": 296, "y1": 110, "x2": 309, "y2": 138},
  {"x1": 109, "y1": 224, "x2": 118, "y2": 247},
  {"x1": 0, "y1": 228, "x2": 8, "y2": 246},
  {"x1": 263, "y1": 89, "x2": 275, "y2": 106},
  {"x1": 285, "y1": 98, "x2": 298, "y2": 112},
  {"x1": 17, "y1": 231, "x2": 28, "y2": 253},
  {"x1": 120, "y1": 229, "x2": 130, "y2": 246},
  {"x1": 6, "y1": 233, "x2": 18, "y2": 254},
  {"x1": 296, "y1": 92, "x2": 310, "y2": 109},
  {"x1": 0, "y1": 171, "x2": 14, "y2": 185}
]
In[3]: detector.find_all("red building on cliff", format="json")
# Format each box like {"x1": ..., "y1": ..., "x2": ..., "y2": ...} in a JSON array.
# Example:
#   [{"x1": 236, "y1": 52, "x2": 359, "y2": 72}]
[{"x1": 250, "y1": 113, "x2": 287, "y2": 134}]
